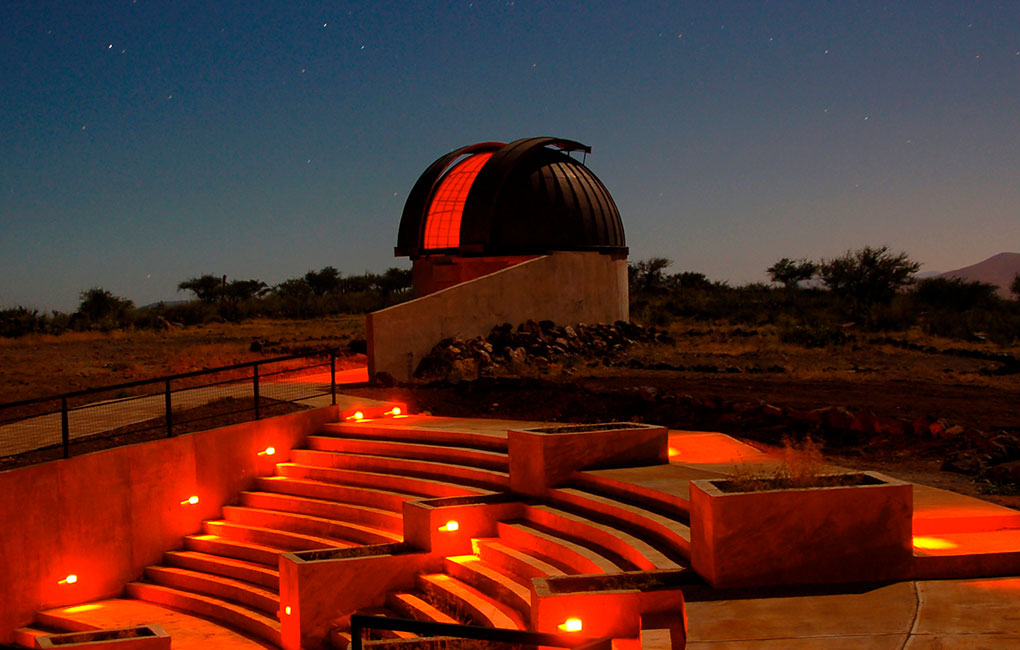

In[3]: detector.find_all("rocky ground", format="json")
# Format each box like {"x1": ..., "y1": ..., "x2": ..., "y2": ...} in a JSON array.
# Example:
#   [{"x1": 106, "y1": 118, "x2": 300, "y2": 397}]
[
  {"x1": 355, "y1": 319, "x2": 1020, "y2": 508},
  {"x1": 3, "y1": 316, "x2": 1018, "y2": 507}
]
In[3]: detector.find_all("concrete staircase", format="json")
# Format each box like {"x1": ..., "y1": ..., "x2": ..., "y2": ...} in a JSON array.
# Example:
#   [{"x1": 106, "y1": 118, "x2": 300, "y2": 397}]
[{"x1": 20, "y1": 416, "x2": 693, "y2": 649}]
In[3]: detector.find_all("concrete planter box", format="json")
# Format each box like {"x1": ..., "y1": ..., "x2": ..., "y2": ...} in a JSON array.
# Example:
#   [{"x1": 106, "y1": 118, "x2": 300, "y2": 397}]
[
  {"x1": 690, "y1": 471, "x2": 912, "y2": 588},
  {"x1": 531, "y1": 570, "x2": 688, "y2": 650},
  {"x1": 37, "y1": 625, "x2": 169, "y2": 650},
  {"x1": 509, "y1": 422, "x2": 668, "y2": 497}
]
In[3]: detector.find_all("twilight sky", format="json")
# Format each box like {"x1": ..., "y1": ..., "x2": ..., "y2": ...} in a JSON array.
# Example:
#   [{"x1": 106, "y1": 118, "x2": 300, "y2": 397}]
[{"x1": 2, "y1": 1, "x2": 1018, "y2": 312}]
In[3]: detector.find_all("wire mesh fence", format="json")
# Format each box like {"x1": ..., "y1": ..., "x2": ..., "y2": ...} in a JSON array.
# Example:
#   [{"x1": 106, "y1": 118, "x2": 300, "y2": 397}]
[{"x1": 0, "y1": 351, "x2": 340, "y2": 469}]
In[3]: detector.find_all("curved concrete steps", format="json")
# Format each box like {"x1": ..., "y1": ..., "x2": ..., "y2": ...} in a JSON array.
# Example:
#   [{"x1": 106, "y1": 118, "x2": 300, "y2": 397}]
[
  {"x1": 525, "y1": 504, "x2": 679, "y2": 571},
  {"x1": 386, "y1": 592, "x2": 460, "y2": 625},
  {"x1": 255, "y1": 475, "x2": 416, "y2": 512},
  {"x1": 444, "y1": 555, "x2": 531, "y2": 620},
  {"x1": 544, "y1": 488, "x2": 691, "y2": 563},
  {"x1": 125, "y1": 581, "x2": 281, "y2": 646},
  {"x1": 473, "y1": 537, "x2": 567, "y2": 581},
  {"x1": 355, "y1": 607, "x2": 424, "y2": 641},
  {"x1": 290, "y1": 449, "x2": 511, "y2": 491},
  {"x1": 322, "y1": 421, "x2": 508, "y2": 452},
  {"x1": 417, "y1": 573, "x2": 527, "y2": 630},
  {"x1": 142, "y1": 565, "x2": 279, "y2": 616},
  {"x1": 184, "y1": 533, "x2": 285, "y2": 566},
  {"x1": 239, "y1": 490, "x2": 403, "y2": 532},
  {"x1": 164, "y1": 549, "x2": 280, "y2": 590},
  {"x1": 308, "y1": 435, "x2": 509, "y2": 472},
  {"x1": 572, "y1": 472, "x2": 691, "y2": 520},
  {"x1": 221, "y1": 505, "x2": 401, "y2": 545},
  {"x1": 275, "y1": 462, "x2": 487, "y2": 498},
  {"x1": 496, "y1": 520, "x2": 625, "y2": 574},
  {"x1": 205, "y1": 518, "x2": 351, "y2": 551}
]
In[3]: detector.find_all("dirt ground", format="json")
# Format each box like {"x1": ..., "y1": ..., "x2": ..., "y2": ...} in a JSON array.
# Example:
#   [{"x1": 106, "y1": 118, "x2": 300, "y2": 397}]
[{"x1": 2, "y1": 317, "x2": 1018, "y2": 507}]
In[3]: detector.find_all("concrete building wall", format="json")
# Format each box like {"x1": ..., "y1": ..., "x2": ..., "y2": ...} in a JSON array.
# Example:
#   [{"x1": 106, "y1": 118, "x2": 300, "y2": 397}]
[
  {"x1": 368, "y1": 251, "x2": 628, "y2": 381},
  {"x1": 0, "y1": 407, "x2": 338, "y2": 643}
]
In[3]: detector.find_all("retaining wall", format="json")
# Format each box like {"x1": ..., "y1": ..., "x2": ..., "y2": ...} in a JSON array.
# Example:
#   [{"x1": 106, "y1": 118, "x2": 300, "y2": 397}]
[
  {"x1": 368, "y1": 251, "x2": 628, "y2": 381},
  {"x1": 0, "y1": 406, "x2": 339, "y2": 643}
]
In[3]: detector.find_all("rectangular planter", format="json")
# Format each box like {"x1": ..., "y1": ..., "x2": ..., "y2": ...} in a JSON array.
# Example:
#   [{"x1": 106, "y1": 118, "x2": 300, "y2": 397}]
[
  {"x1": 531, "y1": 570, "x2": 688, "y2": 649},
  {"x1": 37, "y1": 625, "x2": 169, "y2": 650},
  {"x1": 509, "y1": 422, "x2": 668, "y2": 497},
  {"x1": 690, "y1": 471, "x2": 912, "y2": 588}
]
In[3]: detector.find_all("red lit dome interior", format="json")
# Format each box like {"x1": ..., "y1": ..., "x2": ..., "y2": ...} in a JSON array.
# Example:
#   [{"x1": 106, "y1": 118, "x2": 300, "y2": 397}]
[{"x1": 422, "y1": 152, "x2": 494, "y2": 250}]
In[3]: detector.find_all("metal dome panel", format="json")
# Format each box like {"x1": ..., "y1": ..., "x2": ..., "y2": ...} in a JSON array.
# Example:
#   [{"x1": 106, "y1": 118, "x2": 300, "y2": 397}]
[{"x1": 396, "y1": 137, "x2": 626, "y2": 258}]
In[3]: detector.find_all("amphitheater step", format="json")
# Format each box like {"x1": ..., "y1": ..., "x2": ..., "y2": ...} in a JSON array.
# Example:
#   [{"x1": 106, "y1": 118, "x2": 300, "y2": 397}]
[
  {"x1": 322, "y1": 421, "x2": 508, "y2": 452},
  {"x1": 497, "y1": 520, "x2": 625, "y2": 574},
  {"x1": 240, "y1": 490, "x2": 403, "y2": 532},
  {"x1": 308, "y1": 435, "x2": 509, "y2": 472},
  {"x1": 549, "y1": 486, "x2": 691, "y2": 561},
  {"x1": 126, "y1": 581, "x2": 281, "y2": 647},
  {"x1": 255, "y1": 475, "x2": 417, "y2": 512},
  {"x1": 275, "y1": 462, "x2": 489, "y2": 498},
  {"x1": 164, "y1": 550, "x2": 280, "y2": 590},
  {"x1": 525, "y1": 504, "x2": 676, "y2": 571},
  {"x1": 290, "y1": 450, "x2": 511, "y2": 491},
  {"x1": 222, "y1": 505, "x2": 401, "y2": 545},
  {"x1": 184, "y1": 533, "x2": 285, "y2": 566},
  {"x1": 571, "y1": 472, "x2": 691, "y2": 521},
  {"x1": 204, "y1": 519, "x2": 351, "y2": 551},
  {"x1": 417, "y1": 573, "x2": 527, "y2": 630},
  {"x1": 473, "y1": 537, "x2": 567, "y2": 581},
  {"x1": 386, "y1": 592, "x2": 460, "y2": 625},
  {"x1": 355, "y1": 607, "x2": 423, "y2": 640},
  {"x1": 143, "y1": 565, "x2": 279, "y2": 615},
  {"x1": 444, "y1": 555, "x2": 531, "y2": 619},
  {"x1": 13, "y1": 626, "x2": 53, "y2": 648},
  {"x1": 14, "y1": 616, "x2": 99, "y2": 649},
  {"x1": 913, "y1": 529, "x2": 1020, "y2": 579}
]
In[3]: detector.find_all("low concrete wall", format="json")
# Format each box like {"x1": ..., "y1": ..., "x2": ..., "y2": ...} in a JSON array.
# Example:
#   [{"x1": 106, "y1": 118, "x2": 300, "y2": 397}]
[
  {"x1": 368, "y1": 251, "x2": 628, "y2": 381},
  {"x1": 0, "y1": 406, "x2": 339, "y2": 643}
]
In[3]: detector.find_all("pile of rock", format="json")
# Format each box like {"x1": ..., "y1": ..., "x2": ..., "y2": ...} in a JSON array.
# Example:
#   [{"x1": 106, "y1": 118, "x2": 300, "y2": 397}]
[{"x1": 413, "y1": 320, "x2": 672, "y2": 383}]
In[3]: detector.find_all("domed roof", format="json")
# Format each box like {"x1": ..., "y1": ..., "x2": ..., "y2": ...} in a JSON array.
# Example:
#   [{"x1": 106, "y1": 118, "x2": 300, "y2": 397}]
[{"x1": 396, "y1": 137, "x2": 626, "y2": 258}]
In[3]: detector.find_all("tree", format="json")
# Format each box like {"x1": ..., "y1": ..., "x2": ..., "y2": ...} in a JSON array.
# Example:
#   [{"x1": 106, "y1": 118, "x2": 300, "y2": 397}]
[
  {"x1": 767, "y1": 257, "x2": 817, "y2": 290},
  {"x1": 914, "y1": 277, "x2": 998, "y2": 311},
  {"x1": 628, "y1": 257, "x2": 673, "y2": 294},
  {"x1": 376, "y1": 267, "x2": 412, "y2": 299},
  {"x1": 178, "y1": 274, "x2": 223, "y2": 303},
  {"x1": 818, "y1": 246, "x2": 920, "y2": 325},
  {"x1": 77, "y1": 287, "x2": 134, "y2": 327},
  {"x1": 304, "y1": 266, "x2": 341, "y2": 296},
  {"x1": 1012, "y1": 273, "x2": 1020, "y2": 301}
]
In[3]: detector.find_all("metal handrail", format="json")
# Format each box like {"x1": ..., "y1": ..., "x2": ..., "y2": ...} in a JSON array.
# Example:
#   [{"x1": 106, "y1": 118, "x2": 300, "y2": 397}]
[
  {"x1": 0, "y1": 349, "x2": 339, "y2": 410},
  {"x1": 350, "y1": 614, "x2": 612, "y2": 650},
  {"x1": 0, "y1": 349, "x2": 341, "y2": 462}
]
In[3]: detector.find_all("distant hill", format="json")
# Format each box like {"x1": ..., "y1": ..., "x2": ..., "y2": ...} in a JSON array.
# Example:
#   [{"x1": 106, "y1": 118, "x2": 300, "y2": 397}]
[{"x1": 935, "y1": 252, "x2": 1020, "y2": 298}]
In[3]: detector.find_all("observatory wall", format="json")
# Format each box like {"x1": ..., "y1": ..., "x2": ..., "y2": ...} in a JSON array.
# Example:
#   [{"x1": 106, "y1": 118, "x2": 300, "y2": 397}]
[{"x1": 367, "y1": 251, "x2": 628, "y2": 382}]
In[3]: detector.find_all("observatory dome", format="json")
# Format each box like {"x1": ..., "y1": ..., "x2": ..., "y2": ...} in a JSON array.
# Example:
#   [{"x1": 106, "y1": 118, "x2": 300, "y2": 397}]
[{"x1": 396, "y1": 137, "x2": 626, "y2": 258}]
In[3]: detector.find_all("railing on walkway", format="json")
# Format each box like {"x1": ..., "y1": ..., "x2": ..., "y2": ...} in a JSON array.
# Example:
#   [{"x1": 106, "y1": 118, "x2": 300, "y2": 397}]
[
  {"x1": 350, "y1": 615, "x2": 612, "y2": 650},
  {"x1": 0, "y1": 350, "x2": 344, "y2": 466}
]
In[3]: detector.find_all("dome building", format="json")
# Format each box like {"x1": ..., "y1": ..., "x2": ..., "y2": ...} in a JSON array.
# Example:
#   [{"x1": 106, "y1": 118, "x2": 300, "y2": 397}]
[
  {"x1": 396, "y1": 137, "x2": 627, "y2": 295},
  {"x1": 369, "y1": 137, "x2": 629, "y2": 381}
]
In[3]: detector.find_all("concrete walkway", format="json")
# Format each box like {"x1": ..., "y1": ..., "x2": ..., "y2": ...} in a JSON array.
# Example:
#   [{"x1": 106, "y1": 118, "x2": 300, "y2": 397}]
[
  {"x1": 0, "y1": 367, "x2": 368, "y2": 457},
  {"x1": 685, "y1": 576, "x2": 1020, "y2": 649}
]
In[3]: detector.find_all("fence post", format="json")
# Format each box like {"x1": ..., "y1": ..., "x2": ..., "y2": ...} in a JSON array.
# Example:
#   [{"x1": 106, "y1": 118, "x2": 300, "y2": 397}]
[
  {"x1": 61, "y1": 397, "x2": 70, "y2": 458},
  {"x1": 351, "y1": 617, "x2": 362, "y2": 650},
  {"x1": 253, "y1": 364, "x2": 261, "y2": 420},
  {"x1": 165, "y1": 379, "x2": 173, "y2": 437},
  {"x1": 331, "y1": 351, "x2": 337, "y2": 406}
]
